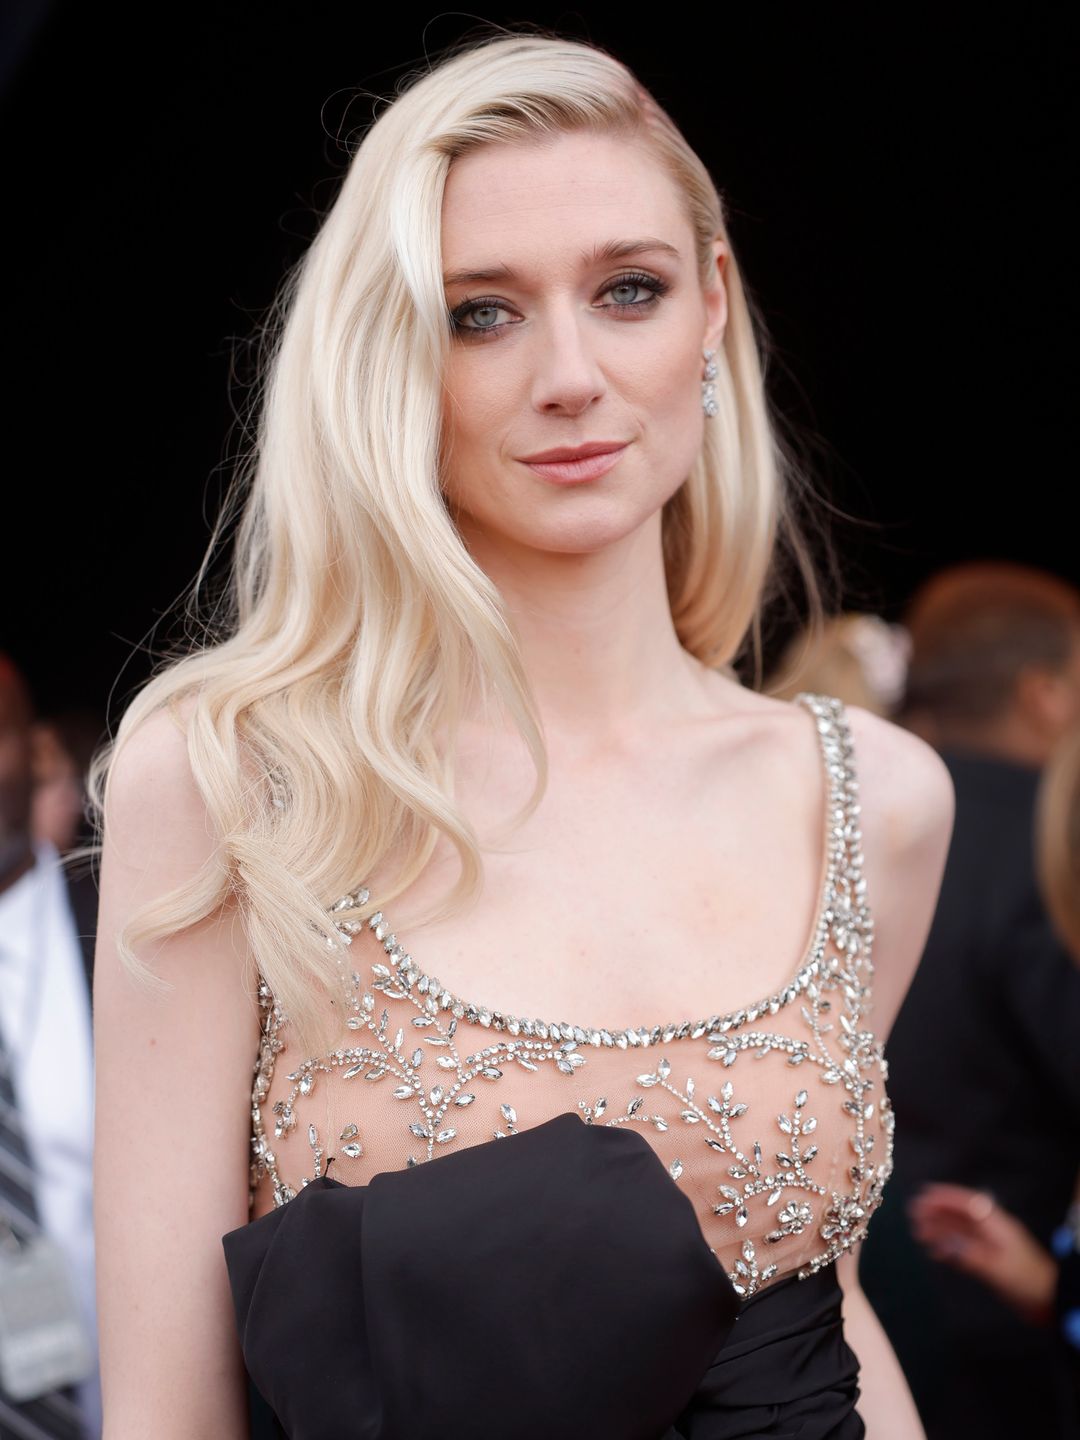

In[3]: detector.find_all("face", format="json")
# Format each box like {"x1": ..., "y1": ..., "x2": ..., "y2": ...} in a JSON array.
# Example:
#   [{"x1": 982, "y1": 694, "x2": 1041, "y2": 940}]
[{"x1": 438, "y1": 130, "x2": 727, "y2": 559}]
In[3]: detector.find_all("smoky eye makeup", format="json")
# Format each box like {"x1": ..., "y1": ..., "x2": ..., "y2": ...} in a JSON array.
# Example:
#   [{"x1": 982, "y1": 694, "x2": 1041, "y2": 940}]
[{"x1": 447, "y1": 270, "x2": 672, "y2": 341}]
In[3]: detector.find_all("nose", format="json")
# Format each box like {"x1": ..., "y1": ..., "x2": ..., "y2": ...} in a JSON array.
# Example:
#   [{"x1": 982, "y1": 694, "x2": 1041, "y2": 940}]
[{"x1": 528, "y1": 303, "x2": 608, "y2": 416}]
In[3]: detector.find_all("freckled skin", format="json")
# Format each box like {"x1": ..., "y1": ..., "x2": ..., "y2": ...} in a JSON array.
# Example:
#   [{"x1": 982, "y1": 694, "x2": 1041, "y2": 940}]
[{"x1": 438, "y1": 130, "x2": 727, "y2": 569}]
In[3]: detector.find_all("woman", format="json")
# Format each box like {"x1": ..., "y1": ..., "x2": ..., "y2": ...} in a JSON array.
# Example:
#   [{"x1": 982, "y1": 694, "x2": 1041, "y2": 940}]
[{"x1": 89, "y1": 27, "x2": 955, "y2": 1440}]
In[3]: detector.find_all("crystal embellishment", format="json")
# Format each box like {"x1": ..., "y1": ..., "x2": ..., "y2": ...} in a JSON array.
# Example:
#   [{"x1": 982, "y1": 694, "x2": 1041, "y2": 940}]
[{"x1": 246, "y1": 692, "x2": 893, "y2": 1301}]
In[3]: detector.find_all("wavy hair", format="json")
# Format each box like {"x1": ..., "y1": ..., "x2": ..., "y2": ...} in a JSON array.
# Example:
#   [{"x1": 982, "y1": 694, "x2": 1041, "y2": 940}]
[{"x1": 83, "y1": 25, "x2": 832, "y2": 1058}]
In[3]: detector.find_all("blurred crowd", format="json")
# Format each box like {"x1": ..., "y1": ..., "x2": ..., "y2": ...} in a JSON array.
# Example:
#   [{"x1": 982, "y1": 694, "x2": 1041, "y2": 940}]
[{"x1": 2, "y1": 556, "x2": 1079, "y2": 1438}]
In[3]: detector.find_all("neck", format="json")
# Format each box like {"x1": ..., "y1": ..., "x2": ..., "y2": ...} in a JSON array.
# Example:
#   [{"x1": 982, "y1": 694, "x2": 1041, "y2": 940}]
[{"x1": 455, "y1": 509, "x2": 723, "y2": 758}]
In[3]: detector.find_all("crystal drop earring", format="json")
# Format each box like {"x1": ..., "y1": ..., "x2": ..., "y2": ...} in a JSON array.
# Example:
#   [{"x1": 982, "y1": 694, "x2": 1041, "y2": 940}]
[{"x1": 702, "y1": 348, "x2": 719, "y2": 417}]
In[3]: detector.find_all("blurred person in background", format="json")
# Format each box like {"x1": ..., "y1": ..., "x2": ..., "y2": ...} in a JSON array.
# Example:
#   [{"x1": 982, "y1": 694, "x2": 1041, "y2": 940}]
[
  {"x1": 767, "y1": 611, "x2": 913, "y2": 717},
  {"x1": 904, "y1": 716, "x2": 1080, "y2": 1415},
  {"x1": 31, "y1": 709, "x2": 104, "y2": 857},
  {"x1": 858, "y1": 561, "x2": 1080, "y2": 1437},
  {"x1": 0, "y1": 653, "x2": 100, "y2": 1438}
]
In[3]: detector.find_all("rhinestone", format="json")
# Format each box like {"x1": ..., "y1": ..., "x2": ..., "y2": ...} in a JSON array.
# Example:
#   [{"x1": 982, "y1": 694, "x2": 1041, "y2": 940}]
[{"x1": 245, "y1": 692, "x2": 892, "y2": 1304}]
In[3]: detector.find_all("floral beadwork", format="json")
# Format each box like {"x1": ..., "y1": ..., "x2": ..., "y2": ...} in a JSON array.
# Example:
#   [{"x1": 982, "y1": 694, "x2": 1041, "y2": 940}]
[{"x1": 247, "y1": 691, "x2": 893, "y2": 1300}]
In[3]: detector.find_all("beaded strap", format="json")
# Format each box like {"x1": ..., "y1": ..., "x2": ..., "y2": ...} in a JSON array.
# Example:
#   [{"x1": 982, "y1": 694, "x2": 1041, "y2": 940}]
[{"x1": 325, "y1": 692, "x2": 864, "y2": 1051}]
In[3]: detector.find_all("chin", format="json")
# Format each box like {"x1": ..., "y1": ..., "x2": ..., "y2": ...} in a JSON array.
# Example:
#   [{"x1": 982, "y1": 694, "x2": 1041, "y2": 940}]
[{"x1": 516, "y1": 498, "x2": 670, "y2": 556}]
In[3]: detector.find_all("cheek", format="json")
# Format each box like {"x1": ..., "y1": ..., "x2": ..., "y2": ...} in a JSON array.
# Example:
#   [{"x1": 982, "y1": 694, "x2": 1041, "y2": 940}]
[
  {"x1": 636, "y1": 343, "x2": 706, "y2": 468},
  {"x1": 658, "y1": 350, "x2": 703, "y2": 416},
  {"x1": 440, "y1": 365, "x2": 511, "y2": 464},
  {"x1": 438, "y1": 374, "x2": 514, "y2": 515},
  {"x1": 618, "y1": 324, "x2": 702, "y2": 413}
]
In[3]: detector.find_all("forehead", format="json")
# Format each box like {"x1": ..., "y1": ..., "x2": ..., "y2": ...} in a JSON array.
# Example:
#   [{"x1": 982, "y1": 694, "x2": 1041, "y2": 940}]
[{"x1": 440, "y1": 131, "x2": 686, "y2": 266}]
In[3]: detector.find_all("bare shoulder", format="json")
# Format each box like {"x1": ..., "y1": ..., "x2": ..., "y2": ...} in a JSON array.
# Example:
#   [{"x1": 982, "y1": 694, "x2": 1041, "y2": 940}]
[
  {"x1": 107, "y1": 691, "x2": 202, "y2": 807},
  {"x1": 95, "y1": 686, "x2": 253, "y2": 1005},
  {"x1": 94, "y1": 687, "x2": 257, "y2": 1432},
  {"x1": 843, "y1": 702, "x2": 956, "y2": 850},
  {"x1": 102, "y1": 690, "x2": 226, "y2": 892},
  {"x1": 840, "y1": 703, "x2": 956, "y2": 1037}
]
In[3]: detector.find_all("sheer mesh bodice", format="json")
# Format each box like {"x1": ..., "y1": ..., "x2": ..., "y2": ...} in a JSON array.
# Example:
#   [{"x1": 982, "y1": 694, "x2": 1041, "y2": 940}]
[{"x1": 245, "y1": 692, "x2": 893, "y2": 1304}]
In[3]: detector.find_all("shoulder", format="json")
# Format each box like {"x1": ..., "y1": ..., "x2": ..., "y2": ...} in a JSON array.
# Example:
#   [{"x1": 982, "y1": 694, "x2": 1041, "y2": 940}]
[
  {"x1": 102, "y1": 690, "x2": 225, "y2": 886},
  {"x1": 837, "y1": 701, "x2": 956, "y2": 1027},
  {"x1": 94, "y1": 691, "x2": 256, "y2": 1061},
  {"x1": 692, "y1": 676, "x2": 956, "y2": 857},
  {"x1": 722, "y1": 683, "x2": 955, "y2": 845},
  {"x1": 712, "y1": 686, "x2": 955, "y2": 1013},
  {"x1": 107, "y1": 693, "x2": 198, "y2": 799},
  {"x1": 841, "y1": 701, "x2": 956, "y2": 855}
]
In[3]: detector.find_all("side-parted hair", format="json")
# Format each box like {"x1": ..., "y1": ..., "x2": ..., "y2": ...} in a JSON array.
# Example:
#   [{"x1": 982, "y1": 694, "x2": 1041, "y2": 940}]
[{"x1": 83, "y1": 25, "x2": 830, "y2": 1058}]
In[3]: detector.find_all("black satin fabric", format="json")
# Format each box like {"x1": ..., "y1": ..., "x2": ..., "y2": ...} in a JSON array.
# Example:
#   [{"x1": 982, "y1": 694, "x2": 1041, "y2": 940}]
[
  {"x1": 224, "y1": 1112, "x2": 863, "y2": 1439},
  {"x1": 662, "y1": 1266, "x2": 863, "y2": 1439}
]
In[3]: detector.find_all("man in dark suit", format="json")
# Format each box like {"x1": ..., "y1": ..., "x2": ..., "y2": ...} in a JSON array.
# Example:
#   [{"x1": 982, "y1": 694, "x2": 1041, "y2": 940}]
[{"x1": 859, "y1": 563, "x2": 1080, "y2": 1438}]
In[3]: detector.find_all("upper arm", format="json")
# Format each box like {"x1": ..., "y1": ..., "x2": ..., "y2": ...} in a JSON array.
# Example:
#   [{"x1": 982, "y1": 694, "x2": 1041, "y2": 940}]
[
  {"x1": 93, "y1": 702, "x2": 259, "y2": 1439},
  {"x1": 844, "y1": 705, "x2": 956, "y2": 1044}
]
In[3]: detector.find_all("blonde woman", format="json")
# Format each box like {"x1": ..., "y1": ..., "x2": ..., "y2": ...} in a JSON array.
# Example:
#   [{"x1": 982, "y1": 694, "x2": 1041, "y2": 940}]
[{"x1": 90, "y1": 27, "x2": 954, "y2": 1440}]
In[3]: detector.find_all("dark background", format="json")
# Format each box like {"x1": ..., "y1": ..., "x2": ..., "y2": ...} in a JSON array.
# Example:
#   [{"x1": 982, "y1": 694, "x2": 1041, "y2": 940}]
[{"x1": 2, "y1": 4, "x2": 1075, "y2": 726}]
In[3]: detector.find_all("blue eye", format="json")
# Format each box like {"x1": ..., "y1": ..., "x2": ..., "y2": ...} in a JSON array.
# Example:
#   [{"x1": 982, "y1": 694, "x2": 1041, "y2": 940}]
[
  {"x1": 605, "y1": 279, "x2": 653, "y2": 307},
  {"x1": 448, "y1": 271, "x2": 670, "y2": 341},
  {"x1": 453, "y1": 301, "x2": 512, "y2": 334}
]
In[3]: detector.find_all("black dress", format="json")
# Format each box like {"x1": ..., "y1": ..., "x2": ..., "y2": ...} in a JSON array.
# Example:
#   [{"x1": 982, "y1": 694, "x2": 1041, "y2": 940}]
[{"x1": 223, "y1": 694, "x2": 882, "y2": 1438}]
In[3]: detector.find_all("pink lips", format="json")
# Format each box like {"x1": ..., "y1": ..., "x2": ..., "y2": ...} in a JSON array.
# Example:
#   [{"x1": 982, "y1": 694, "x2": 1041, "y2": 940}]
[{"x1": 519, "y1": 443, "x2": 629, "y2": 485}]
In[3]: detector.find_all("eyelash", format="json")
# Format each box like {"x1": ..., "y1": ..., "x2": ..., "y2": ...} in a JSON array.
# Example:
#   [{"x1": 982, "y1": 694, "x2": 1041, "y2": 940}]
[{"x1": 448, "y1": 270, "x2": 671, "y2": 341}]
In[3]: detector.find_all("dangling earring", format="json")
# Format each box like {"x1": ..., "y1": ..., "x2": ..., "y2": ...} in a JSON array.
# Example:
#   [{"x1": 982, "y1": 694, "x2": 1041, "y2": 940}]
[{"x1": 702, "y1": 348, "x2": 719, "y2": 417}]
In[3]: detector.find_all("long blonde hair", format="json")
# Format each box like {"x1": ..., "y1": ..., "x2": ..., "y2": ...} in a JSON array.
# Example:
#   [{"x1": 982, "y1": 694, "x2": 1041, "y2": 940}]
[{"x1": 84, "y1": 25, "x2": 831, "y2": 1059}]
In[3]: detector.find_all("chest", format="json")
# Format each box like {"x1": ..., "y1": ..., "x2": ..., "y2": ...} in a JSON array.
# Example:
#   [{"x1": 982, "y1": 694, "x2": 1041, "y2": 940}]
[
  {"x1": 248, "y1": 693, "x2": 893, "y2": 1302},
  {"x1": 355, "y1": 715, "x2": 831, "y2": 1033}
]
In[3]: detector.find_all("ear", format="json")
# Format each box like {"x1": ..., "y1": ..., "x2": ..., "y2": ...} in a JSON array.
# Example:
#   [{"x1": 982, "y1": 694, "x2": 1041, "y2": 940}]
[{"x1": 702, "y1": 238, "x2": 728, "y2": 352}]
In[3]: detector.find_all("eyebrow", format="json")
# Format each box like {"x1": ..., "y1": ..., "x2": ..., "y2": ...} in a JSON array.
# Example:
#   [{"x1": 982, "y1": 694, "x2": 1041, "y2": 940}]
[{"x1": 441, "y1": 237, "x2": 682, "y2": 289}]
